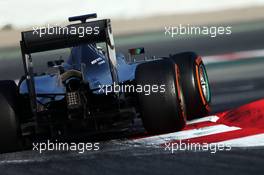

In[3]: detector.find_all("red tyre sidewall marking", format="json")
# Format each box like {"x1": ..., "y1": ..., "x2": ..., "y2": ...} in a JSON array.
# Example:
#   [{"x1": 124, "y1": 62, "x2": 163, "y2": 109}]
[
  {"x1": 175, "y1": 64, "x2": 187, "y2": 122},
  {"x1": 195, "y1": 57, "x2": 208, "y2": 107}
]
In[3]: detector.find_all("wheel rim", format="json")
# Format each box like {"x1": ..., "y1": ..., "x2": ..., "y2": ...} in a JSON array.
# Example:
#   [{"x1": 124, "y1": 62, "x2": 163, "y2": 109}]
[{"x1": 198, "y1": 64, "x2": 211, "y2": 103}]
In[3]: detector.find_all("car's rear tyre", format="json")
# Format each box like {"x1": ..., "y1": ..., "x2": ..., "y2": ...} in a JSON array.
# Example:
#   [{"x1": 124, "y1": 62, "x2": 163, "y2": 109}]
[
  {"x1": 0, "y1": 80, "x2": 22, "y2": 153},
  {"x1": 171, "y1": 52, "x2": 211, "y2": 120},
  {"x1": 135, "y1": 59, "x2": 186, "y2": 134}
]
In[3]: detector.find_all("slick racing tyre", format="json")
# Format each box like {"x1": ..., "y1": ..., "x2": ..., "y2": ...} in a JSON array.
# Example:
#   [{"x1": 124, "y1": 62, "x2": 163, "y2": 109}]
[
  {"x1": 0, "y1": 80, "x2": 22, "y2": 153},
  {"x1": 135, "y1": 59, "x2": 186, "y2": 134},
  {"x1": 171, "y1": 52, "x2": 211, "y2": 120}
]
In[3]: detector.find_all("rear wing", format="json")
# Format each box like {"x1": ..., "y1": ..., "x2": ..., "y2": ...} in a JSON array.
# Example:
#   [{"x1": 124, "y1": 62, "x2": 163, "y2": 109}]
[
  {"x1": 20, "y1": 14, "x2": 118, "y2": 115},
  {"x1": 21, "y1": 19, "x2": 109, "y2": 54}
]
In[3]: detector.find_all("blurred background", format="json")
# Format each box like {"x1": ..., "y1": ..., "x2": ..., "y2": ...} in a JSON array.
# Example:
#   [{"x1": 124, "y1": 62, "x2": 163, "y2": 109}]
[{"x1": 1, "y1": 0, "x2": 264, "y2": 47}]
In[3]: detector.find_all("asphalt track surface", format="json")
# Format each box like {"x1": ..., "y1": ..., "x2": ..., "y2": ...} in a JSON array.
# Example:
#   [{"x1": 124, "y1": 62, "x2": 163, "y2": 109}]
[{"x1": 0, "y1": 22, "x2": 264, "y2": 174}]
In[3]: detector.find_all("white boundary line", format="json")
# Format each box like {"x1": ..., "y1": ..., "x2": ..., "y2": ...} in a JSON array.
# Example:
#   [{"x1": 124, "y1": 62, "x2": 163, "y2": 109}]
[
  {"x1": 131, "y1": 124, "x2": 241, "y2": 145},
  {"x1": 186, "y1": 115, "x2": 219, "y2": 125},
  {"x1": 203, "y1": 49, "x2": 264, "y2": 64},
  {"x1": 216, "y1": 133, "x2": 264, "y2": 147}
]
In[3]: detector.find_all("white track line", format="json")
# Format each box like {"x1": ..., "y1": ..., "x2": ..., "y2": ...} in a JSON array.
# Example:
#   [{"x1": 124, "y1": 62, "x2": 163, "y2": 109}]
[
  {"x1": 203, "y1": 49, "x2": 264, "y2": 64},
  {"x1": 186, "y1": 115, "x2": 219, "y2": 125},
  {"x1": 216, "y1": 133, "x2": 264, "y2": 147},
  {"x1": 131, "y1": 124, "x2": 241, "y2": 145}
]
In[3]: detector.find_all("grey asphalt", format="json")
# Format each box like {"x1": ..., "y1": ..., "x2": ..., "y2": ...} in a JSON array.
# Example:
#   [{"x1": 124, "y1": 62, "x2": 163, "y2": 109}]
[{"x1": 0, "y1": 21, "x2": 264, "y2": 174}]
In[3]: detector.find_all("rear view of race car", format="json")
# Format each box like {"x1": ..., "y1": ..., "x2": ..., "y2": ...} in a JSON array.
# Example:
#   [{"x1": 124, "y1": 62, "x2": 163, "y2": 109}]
[{"x1": 0, "y1": 14, "x2": 211, "y2": 153}]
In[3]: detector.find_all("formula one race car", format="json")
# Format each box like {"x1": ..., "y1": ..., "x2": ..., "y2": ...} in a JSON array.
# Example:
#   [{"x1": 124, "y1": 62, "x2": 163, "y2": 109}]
[{"x1": 0, "y1": 14, "x2": 211, "y2": 153}]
